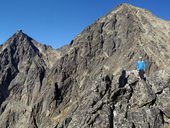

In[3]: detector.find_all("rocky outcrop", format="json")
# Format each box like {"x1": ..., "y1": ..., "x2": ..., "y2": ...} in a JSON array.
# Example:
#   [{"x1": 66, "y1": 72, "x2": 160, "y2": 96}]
[{"x1": 0, "y1": 3, "x2": 170, "y2": 128}]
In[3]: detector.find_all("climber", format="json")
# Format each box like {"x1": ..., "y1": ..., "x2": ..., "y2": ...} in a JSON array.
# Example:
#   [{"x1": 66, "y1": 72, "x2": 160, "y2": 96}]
[{"x1": 137, "y1": 56, "x2": 146, "y2": 80}]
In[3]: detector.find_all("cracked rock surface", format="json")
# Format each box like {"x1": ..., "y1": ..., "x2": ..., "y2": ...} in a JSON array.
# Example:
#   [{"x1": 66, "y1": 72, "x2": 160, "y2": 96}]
[{"x1": 0, "y1": 3, "x2": 170, "y2": 128}]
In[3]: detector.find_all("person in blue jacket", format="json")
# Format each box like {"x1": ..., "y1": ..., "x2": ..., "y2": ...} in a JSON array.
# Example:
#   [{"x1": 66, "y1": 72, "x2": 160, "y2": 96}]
[{"x1": 137, "y1": 56, "x2": 146, "y2": 80}]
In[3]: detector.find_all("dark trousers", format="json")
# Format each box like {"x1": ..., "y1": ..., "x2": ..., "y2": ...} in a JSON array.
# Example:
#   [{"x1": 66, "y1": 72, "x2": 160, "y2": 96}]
[{"x1": 139, "y1": 69, "x2": 145, "y2": 80}]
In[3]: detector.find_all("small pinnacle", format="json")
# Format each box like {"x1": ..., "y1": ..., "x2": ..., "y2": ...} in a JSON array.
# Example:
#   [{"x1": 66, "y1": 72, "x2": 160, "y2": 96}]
[{"x1": 16, "y1": 29, "x2": 23, "y2": 34}]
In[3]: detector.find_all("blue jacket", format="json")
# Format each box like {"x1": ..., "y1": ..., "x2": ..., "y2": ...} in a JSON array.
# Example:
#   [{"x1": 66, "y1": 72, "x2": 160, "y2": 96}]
[{"x1": 137, "y1": 60, "x2": 145, "y2": 70}]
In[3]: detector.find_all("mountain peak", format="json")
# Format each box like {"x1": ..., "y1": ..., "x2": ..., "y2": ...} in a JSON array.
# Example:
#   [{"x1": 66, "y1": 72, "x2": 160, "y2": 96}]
[
  {"x1": 3, "y1": 30, "x2": 35, "y2": 48},
  {"x1": 117, "y1": 3, "x2": 135, "y2": 8},
  {"x1": 12, "y1": 29, "x2": 31, "y2": 40},
  {"x1": 106, "y1": 3, "x2": 153, "y2": 19},
  {"x1": 16, "y1": 29, "x2": 23, "y2": 34},
  {"x1": 14, "y1": 29, "x2": 25, "y2": 38},
  {"x1": 115, "y1": 3, "x2": 145, "y2": 11},
  {"x1": 1, "y1": 30, "x2": 39, "y2": 56}
]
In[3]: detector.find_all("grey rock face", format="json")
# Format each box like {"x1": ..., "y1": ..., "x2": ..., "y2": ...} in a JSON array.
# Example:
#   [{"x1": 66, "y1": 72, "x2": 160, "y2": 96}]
[{"x1": 0, "y1": 3, "x2": 170, "y2": 128}]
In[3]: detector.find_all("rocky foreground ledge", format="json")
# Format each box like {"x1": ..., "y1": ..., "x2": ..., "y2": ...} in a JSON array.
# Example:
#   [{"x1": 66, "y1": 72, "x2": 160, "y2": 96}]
[{"x1": 53, "y1": 70, "x2": 170, "y2": 128}]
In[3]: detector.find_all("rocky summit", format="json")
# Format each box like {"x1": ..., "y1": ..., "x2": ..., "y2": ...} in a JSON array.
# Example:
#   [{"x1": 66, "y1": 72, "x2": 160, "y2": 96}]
[{"x1": 0, "y1": 3, "x2": 170, "y2": 128}]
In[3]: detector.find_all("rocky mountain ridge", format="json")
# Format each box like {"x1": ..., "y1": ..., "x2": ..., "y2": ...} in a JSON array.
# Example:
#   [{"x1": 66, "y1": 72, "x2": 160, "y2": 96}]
[{"x1": 0, "y1": 3, "x2": 170, "y2": 128}]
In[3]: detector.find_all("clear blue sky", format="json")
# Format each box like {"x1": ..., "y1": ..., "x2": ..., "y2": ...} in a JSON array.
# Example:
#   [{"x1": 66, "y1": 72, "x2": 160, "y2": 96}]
[{"x1": 0, "y1": 0, "x2": 169, "y2": 48}]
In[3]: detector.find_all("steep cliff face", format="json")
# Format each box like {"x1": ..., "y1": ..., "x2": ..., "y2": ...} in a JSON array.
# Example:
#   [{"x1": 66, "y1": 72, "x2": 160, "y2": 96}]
[{"x1": 0, "y1": 3, "x2": 170, "y2": 128}]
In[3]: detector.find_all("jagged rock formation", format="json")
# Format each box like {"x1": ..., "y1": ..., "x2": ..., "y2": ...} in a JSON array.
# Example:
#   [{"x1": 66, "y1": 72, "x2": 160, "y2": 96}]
[{"x1": 0, "y1": 3, "x2": 170, "y2": 128}]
